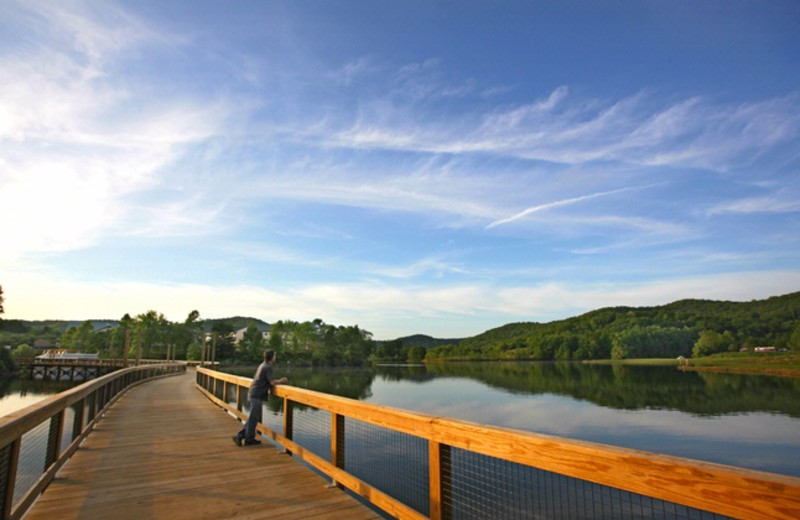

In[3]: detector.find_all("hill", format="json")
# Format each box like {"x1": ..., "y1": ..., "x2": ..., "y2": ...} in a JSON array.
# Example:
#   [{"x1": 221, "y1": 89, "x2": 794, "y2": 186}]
[
  {"x1": 393, "y1": 334, "x2": 465, "y2": 349},
  {"x1": 202, "y1": 316, "x2": 270, "y2": 332},
  {"x1": 425, "y1": 291, "x2": 800, "y2": 361}
]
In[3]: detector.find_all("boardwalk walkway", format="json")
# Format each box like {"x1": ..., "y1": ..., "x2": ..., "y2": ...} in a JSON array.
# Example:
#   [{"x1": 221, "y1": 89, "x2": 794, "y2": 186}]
[{"x1": 24, "y1": 371, "x2": 382, "y2": 520}]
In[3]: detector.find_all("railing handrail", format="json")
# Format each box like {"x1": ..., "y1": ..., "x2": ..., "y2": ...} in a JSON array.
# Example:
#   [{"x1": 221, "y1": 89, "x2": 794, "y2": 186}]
[
  {"x1": 197, "y1": 366, "x2": 800, "y2": 520},
  {"x1": 16, "y1": 358, "x2": 179, "y2": 366}
]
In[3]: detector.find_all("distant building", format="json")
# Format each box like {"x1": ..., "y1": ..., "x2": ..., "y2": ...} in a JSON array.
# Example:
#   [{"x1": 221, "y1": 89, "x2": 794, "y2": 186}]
[
  {"x1": 33, "y1": 339, "x2": 55, "y2": 350},
  {"x1": 754, "y1": 346, "x2": 776, "y2": 353},
  {"x1": 233, "y1": 327, "x2": 270, "y2": 343}
]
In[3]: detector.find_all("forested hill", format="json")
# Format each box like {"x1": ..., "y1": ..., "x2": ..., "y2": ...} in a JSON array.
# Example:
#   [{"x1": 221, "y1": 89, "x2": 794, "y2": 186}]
[
  {"x1": 394, "y1": 334, "x2": 464, "y2": 349},
  {"x1": 425, "y1": 291, "x2": 800, "y2": 361}
]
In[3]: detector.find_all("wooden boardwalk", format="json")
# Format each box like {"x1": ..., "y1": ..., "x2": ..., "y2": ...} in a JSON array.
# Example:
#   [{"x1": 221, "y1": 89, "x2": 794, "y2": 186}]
[{"x1": 24, "y1": 371, "x2": 382, "y2": 520}]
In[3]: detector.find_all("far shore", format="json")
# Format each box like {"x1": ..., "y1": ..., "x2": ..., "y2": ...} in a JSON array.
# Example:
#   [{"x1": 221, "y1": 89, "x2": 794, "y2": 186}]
[{"x1": 584, "y1": 352, "x2": 800, "y2": 378}]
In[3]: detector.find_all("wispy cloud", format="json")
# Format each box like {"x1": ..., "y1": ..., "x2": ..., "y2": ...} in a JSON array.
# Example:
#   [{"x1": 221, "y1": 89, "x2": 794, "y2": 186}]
[
  {"x1": 0, "y1": 0, "x2": 231, "y2": 260},
  {"x1": 707, "y1": 194, "x2": 800, "y2": 215},
  {"x1": 312, "y1": 76, "x2": 800, "y2": 173}
]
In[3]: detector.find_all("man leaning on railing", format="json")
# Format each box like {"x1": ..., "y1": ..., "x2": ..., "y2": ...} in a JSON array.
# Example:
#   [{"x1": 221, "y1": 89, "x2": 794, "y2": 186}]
[{"x1": 232, "y1": 349, "x2": 287, "y2": 446}]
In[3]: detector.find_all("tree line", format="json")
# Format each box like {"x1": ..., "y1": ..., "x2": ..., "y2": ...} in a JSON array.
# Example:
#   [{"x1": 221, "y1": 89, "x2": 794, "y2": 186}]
[
  {"x1": 3, "y1": 310, "x2": 380, "y2": 367},
  {"x1": 3, "y1": 290, "x2": 800, "y2": 367},
  {"x1": 426, "y1": 292, "x2": 800, "y2": 361}
]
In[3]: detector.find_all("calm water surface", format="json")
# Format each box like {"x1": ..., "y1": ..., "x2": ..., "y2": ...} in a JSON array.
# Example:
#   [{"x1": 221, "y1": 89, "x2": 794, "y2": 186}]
[
  {"x1": 264, "y1": 361, "x2": 800, "y2": 478},
  {"x1": 0, "y1": 378, "x2": 75, "y2": 417},
  {"x1": 4, "y1": 362, "x2": 799, "y2": 478}
]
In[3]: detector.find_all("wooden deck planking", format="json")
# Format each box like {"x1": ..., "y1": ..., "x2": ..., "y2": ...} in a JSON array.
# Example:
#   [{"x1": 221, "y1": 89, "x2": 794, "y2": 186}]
[{"x1": 24, "y1": 371, "x2": 382, "y2": 520}]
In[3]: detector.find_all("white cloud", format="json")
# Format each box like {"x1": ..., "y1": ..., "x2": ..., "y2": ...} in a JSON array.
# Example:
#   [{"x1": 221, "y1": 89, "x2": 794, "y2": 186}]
[
  {"x1": 0, "y1": 0, "x2": 231, "y2": 261},
  {"x1": 315, "y1": 80, "x2": 800, "y2": 173},
  {"x1": 707, "y1": 195, "x2": 800, "y2": 215}
]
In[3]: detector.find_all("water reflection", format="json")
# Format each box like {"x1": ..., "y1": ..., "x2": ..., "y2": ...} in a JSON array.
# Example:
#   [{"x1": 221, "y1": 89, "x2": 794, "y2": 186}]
[
  {"x1": 224, "y1": 362, "x2": 800, "y2": 476},
  {"x1": 226, "y1": 361, "x2": 800, "y2": 417},
  {"x1": 0, "y1": 379, "x2": 77, "y2": 418}
]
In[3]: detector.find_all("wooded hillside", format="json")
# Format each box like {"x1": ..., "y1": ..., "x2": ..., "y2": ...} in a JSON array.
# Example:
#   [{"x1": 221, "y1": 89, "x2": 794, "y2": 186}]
[{"x1": 425, "y1": 292, "x2": 800, "y2": 361}]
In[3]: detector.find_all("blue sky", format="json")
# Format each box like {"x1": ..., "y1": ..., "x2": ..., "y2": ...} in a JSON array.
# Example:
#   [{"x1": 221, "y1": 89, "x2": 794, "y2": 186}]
[{"x1": 1, "y1": 1, "x2": 799, "y2": 339}]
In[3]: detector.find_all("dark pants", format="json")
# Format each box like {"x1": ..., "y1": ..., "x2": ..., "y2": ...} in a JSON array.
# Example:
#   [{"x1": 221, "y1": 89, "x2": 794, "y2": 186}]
[{"x1": 237, "y1": 398, "x2": 263, "y2": 441}]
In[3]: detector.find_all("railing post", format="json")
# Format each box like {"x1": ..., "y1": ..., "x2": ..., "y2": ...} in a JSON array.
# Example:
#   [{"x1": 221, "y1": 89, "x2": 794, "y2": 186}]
[
  {"x1": 236, "y1": 384, "x2": 245, "y2": 412},
  {"x1": 72, "y1": 400, "x2": 85, "y2": 441},
  {"x1": 282, "y1": 398, "x2": 293, "y2": 455},
  {"x1": 429, "y1": 441, "x2": 452, "y2": 520},
  {"x1": 87, "y1": 392, "x2": 96, "y2": 423},
  {"x1": 45, "y1": 411, "x2": 65, "y2": 469},
  {"x1": 1, "y1": 439, "x2": 21, "y2": 519},
  {"x1": 330, "y1": 413, "x2": 345, "y2": 488}
]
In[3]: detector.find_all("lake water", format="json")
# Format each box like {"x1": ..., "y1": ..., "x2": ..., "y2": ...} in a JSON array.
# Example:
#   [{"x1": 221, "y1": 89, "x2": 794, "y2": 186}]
[
  {"x1": 0, "y1": 378, "x2": 75, "y2": 417},
  {"x1": 240, "y1": 361, "x2": 800, "y2": 478},
  {"x1": 3, "y1": 362, "x2": 800, "y2": 479}
]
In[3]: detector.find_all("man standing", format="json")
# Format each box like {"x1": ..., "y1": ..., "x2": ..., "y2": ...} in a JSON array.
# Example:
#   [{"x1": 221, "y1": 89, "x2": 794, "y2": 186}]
[{"x1": 233, "y1": 349, "x2": 288, "y2": 446}]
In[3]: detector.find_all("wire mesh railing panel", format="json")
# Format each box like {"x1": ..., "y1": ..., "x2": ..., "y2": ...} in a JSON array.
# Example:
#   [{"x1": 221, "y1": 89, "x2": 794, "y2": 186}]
[
  {"x1": 223, "y1": 383, "x2": 235, "y2": 408},
  {"x1": 261, "y1": 398, "x2": 284, "y2": 434},
  {"x1": 0, "y1": 442, "x2": 12, "y2": 511},
  {"x1": 344, "y1": 417, "x2": 429, "y2": 516},
  {"x1": 444, "y1": 448, "x2": 734, "y2": 520},
  {"x1": 59, "y1": 406, "x2": 76, "y2": 454},
  {"x1": 292, "y1": 407, "x2": 331, "y2": 459},
  {"x1": 12, "y1": 419, "x2": 50, "y2": 507}
]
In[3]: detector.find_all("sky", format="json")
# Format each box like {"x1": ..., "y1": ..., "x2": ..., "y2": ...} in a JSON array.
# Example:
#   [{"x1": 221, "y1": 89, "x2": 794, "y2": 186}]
[{"x1": 1, "y1": 1, "x2": 799, "y2": 340}]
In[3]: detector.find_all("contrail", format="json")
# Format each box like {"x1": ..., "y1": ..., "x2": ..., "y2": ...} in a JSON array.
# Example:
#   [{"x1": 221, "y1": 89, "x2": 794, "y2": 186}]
[{"x1": 486, "y1": 186, "x2": 639, "y2": 229}]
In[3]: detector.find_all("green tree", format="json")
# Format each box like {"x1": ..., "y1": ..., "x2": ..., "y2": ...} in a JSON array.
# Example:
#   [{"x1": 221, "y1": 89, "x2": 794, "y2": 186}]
[
  {"x1": 0, "y1": 346, "x2": 15, "y2": 373},
  {"x1": 693, "y1": 329, "x2": 734, "y2": 357},
  {"x1": 11, "y1": 343, "x2": 35, "y2": 360},
  {"x1": 377, "y1": 339, "x2": 403, "y2": 360},
  {"x1": 186, "y1": 342, "x2": 202, "y2": 361},
  {"x1": 135, "y1": 310, "x2": 169, "y2": 359},
  {"x1": 210, "y1": 321, "x2": 236, "y2": 362},
  {"x1": 788, "y1": 322, "x2": 800, "y2": 352},
  {"x1": 407, "y1": 346, "x2": 426, "y2": 363},
  {"x1": 239, "y1": 323, "x2": 266, "y2": 363}
]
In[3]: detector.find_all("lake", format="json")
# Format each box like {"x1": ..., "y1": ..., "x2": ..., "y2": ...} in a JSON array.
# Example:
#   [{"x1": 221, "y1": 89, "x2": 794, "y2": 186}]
[
  {"x1": 0, "y1": 378, "x2": 75, "y2": 417},
  {"x1": 228, "y1": 361, "x2": 800, "y2": 478},
  {"x1": 3, "y1": 361, "x2": 799, "y2": 478}
]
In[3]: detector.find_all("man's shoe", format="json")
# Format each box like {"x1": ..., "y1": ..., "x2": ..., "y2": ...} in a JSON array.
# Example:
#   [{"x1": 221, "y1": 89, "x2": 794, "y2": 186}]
[
  {"x1": 244, "y1": 438, "x2": 262, "y2": 446},
  {"x1": 232, "y1": 436, "x2": 243, "y2": 447}
]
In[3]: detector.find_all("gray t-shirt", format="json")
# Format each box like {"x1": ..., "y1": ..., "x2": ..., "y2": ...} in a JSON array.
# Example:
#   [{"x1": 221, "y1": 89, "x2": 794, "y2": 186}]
[{"x1": 247, "y1": 361, "x2": 274, "y2": 400}]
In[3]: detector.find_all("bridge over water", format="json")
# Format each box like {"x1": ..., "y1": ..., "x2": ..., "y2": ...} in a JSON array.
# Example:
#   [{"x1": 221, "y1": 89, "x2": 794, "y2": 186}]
[{"x1": 2, "y1": 363, "x2": 799, "y2": 519}]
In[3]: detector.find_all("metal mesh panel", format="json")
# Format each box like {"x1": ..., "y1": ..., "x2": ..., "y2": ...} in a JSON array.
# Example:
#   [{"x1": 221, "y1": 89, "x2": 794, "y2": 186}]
[
  {"x1": 224, "y1": 383, "x2": 235, "y2": 407},
  {"x1": 444, "y1": 448, "x2": 733, "y2": 520},
  {"x1": 345, "y1": 418, "x2": 429, "y2": 516},
  {"x1": 0, "y1": 442, "x2": 11, "y2": 511},
  {"x1": 60, "y1": 406, "x2": 76, "y2": 454},
  {"x1": 13, "y1": 419, "x2": 50, "y2": 506},
  {"x1": 291, "y1": 407, "x2": 330, "y2": 459},
  {"x1": 261, "y1": 398, "x2": 284, "y2": 434}
]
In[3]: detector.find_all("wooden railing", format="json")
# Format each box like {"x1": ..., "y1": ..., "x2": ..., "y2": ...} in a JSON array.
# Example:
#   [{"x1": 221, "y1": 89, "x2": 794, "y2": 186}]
[
  {"x1": 197, "y1": 367, "x2": 800, "y2": 520},
  {"x1": 0, "y1": 363, "x2": 185, "y2": 520}
]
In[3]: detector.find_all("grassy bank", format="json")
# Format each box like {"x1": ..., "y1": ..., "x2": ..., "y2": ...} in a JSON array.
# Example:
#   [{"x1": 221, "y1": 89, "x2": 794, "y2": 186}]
[
  {"x1": 681, "y1": 351, "x2": 800, "y2": 378},
  {"x1": 587, "y1": 352, "x2": 800, "y2": 377}
]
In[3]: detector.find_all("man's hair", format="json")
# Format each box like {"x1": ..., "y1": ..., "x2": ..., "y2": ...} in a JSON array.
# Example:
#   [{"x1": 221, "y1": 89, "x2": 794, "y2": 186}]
[{"x1": 265, "y1": 349, "x2": 275, "y2": 362}]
